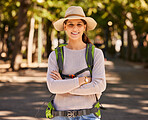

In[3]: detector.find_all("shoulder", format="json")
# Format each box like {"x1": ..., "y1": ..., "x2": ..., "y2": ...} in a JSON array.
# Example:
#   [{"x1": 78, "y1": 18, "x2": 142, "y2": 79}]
[
  {"x1": 94, "y1": 47, "x2": 103, "y2": 55},
  {"x1": 49, "y1": 50, "x2": 56, "y2": 57},
  {"x1": 94, "y1": 47, "x2": 104, "y2": 59},
  {"x1": 48, "y1": 51, "x2": 56, "y2": 61}
]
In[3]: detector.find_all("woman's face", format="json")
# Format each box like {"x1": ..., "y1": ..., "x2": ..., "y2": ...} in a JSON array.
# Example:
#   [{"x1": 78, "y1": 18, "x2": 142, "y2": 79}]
[{"x1": 64, "y1": 19, "x2": 86, "y2": 41}]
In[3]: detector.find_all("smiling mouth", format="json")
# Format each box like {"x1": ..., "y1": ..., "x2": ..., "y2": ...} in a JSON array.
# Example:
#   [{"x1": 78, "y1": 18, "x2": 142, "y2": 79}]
[{"x1": 71, "y1": 32, "x2": 79, "y2": 35}]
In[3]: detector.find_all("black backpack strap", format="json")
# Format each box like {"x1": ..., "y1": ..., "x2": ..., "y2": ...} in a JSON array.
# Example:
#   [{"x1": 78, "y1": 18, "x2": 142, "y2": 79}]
[
  {"x1": 86, "y1": 44, "x2": 99, "y2": 102},
  {"x1": 74, "y1": 67, "x2": 91, "y2": 76},
  {"x1": 61, "y1": 67, "x2": 91, "y2": 79},
  {"x1": 85, "y1": 43, "x2": 95, "y2": 76},
  {"x1": 49, "y1": 94, "x2": 56, "y2": 102},
  {"x1": 55, "y1": 46, "x2": 64, "y2": 74},
  {"x1": 56, "y1": 43, "x2": 95, "y2": 79}
]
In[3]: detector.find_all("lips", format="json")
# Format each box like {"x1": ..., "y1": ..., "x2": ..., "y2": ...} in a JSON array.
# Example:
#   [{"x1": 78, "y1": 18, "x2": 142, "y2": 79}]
[{"x1": 71, "y1": 32, "x2": 79, "y2": 35}]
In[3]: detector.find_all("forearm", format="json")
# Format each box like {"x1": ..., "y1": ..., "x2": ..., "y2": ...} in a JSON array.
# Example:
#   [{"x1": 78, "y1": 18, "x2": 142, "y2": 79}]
[
  {"x1": 69, "y1": 77, "x2": 106, "y2": 95},
  {"x1": 47, "y1": 76, "x2": 80, "y2": 94},
  {"x1": 69, "y1": 49, "x2": 106, "y2": 95},
  {"x1": 47, "y1": 75, "x2": 87, "y2": 93},
  {"x1": 47, "y1": 51, "x2": 80, "y2": 94}
]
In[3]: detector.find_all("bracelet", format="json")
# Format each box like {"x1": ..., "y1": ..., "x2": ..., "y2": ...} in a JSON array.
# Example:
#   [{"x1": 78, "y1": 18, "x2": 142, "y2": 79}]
[{"x1": 84, "y1": 76, "x2": 89, "y2": 84}]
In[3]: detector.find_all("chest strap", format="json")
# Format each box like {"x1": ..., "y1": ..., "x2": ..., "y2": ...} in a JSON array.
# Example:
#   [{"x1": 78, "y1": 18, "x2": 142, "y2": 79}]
[{"x1": 61, "y1": 67, "x2": 91, "y2": 79}]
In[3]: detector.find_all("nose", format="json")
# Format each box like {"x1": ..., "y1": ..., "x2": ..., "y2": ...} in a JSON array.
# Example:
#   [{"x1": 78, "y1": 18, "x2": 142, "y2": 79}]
[{"x1": 73, "y1": 25, "x2": 78, "y2": 31}]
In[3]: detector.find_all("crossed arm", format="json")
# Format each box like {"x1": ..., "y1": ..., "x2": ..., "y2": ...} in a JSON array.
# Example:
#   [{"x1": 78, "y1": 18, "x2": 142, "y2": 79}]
[
  {"x1": 50, "y1": 70, "x2": 91, "y2": 86},
  {"x1": 47, "y1": 49, "x2": 106, "y2": 95}
]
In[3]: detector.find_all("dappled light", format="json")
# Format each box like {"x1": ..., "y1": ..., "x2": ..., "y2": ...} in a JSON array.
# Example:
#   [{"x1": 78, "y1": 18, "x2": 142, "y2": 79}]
[
  {"x1": 103, "y1": 104, "x2": 128, "y2": 110},
  {"x1": 1, "y1": 96, "x2": 25, "y2": 100},
  {"x1": 0, "y1": 116, "x2": 46, "y2": 120},
  {"x1": 100, "y1": 59, "x2": 148, "y2": 120},
  {"x1": 126, "y1": 109, "x2": 148, "y2": 115},
  {"x1": 139, "y1": 100, "x2": 148, "y2": 104},
  {"x1": 0, "y1": 111, "x2": 14, "y2": 116},
  {"x1": 1, "y1": 59, "x2": 148, "y2": 120},
  {"x1": 106, "y1": 76, "x2": 121, "y2": 84},
  {"x1": 110, "y1": 87, "x2": 127, "y2": 91},
  {"x1": 0, "y1": 0, "x2": 148, "y2": 119},
  {"x1": 105, "y1": 93, "x2": 130, "y2": 98},
  {"x1": 0, "y1": 81, "x2": 50, "y2": 119},
  {"x1": 141, "y1": 107, "x2": 148, "y2": 110}
]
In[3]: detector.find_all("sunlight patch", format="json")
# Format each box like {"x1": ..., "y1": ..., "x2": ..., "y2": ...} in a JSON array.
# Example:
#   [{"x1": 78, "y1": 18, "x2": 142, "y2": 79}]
[
  {"x1": 126, "y1": 109, "x2": 148, "y2": 115},
  {"x1": 0, "y1": 111, "x2": 14, "y2": 116},
  {"x1": 103, "y1": 104, "x2": 127, "y2": 109},
  {"x1": 110, "y1": 87, "x2": 127, "y2": 91},
  {"x1": 105, "y1": 93, "x2": 130, "y2": 98},
  {"x1": 0, "y1": 116, "x2": 47, "y2": 120},
  {"x1": 139, "y1": 100, "x2": 148, "y2": 104}
]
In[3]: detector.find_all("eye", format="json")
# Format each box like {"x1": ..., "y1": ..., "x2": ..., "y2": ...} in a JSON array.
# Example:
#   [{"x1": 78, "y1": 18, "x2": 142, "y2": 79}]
[
  {"x1": 77, "y1": 24, "x2": 82, "y2": 26},
  {"x1": 68, "y1": 24, "x2": 74, "y2": 27}
]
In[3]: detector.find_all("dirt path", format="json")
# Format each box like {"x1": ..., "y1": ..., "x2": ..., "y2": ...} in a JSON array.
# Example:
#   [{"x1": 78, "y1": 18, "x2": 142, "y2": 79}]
[
  {"x1": 101, "y1": 59, "x2": 148, "y2": 120},
  {"x1": 0, "y1": 59, "x2": 148, "y2": 120}
]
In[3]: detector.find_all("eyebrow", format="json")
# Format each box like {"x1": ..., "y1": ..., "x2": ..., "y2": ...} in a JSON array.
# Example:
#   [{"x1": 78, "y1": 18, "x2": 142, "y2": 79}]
[{"x1": 67, "y1": 21, "x2": 83, "y2": 23}]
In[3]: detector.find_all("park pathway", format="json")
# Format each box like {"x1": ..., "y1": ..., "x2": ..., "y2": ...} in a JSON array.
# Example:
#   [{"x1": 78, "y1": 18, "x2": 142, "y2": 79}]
[
  {"x1": 101, "y1": 59, "x2": 148, "y2": 120},
  {"x1": 0, "y1": 58, "x2": 148, "y2": 120}
]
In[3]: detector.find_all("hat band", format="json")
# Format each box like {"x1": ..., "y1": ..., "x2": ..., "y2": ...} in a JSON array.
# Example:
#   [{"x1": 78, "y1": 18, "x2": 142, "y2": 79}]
[{"x1": 65, "y1": 14, "x2": 85, "y2": 18}]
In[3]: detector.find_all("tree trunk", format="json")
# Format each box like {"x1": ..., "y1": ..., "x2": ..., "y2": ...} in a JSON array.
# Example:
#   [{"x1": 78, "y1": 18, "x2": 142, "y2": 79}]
[
  {"x1": 125, "y1": 12, "x2": 139, "y2": 61},
  {"x1": 120, "y1": 26, "x2": 125, "y2": 58},
  {"x1": 37, "y1": 18, "x2": 42, "y2": 64},
  {"x1": 11, "y1": 0, "x2": 30, "y2": 70},
  {"x1": 104, "y1": 26, "x2": 109, "y2": 51},
  {"x1": 27, "y1": 17, "x2": 35, "y2": 66},
  {"x1": 127, "y1": 28, "x2": 132, "y2": 60},
  {"x1": 46, "y1": 20, "x2": 52, "y2": 58}
]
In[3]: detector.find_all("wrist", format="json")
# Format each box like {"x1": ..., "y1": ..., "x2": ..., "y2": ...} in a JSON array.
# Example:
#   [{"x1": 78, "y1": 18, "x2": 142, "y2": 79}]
[
  {"x1": 84, "y1": 76, "x2": 89, "y2": 84},
  {"x1": 79, "y1": 77, "x2": 85, "y2": 86}
]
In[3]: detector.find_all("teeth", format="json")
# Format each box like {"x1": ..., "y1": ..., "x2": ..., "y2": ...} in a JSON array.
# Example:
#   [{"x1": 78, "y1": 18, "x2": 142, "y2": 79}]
[{"x1": 72, "y1": 32, "x2": 78, "y2": 35}]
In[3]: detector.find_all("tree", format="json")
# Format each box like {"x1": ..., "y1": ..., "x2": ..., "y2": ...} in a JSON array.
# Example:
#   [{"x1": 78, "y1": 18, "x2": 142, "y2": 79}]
[{"x1": 11, "y1": 0, "x2": 31, "y2": 70}]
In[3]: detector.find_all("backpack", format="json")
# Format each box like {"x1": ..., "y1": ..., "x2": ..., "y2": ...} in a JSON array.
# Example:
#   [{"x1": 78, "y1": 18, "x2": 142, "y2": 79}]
[
  {"x1": 55, "y1": 43, "x2": 95, "y2": 78},
  {"x1": 45, "y1": 43, "x2": 103, "y2": 119}
]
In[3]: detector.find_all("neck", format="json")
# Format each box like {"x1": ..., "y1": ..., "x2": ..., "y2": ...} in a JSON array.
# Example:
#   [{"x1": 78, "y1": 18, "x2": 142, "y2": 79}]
[{"x1": 66, "y1": 39, "x2": 86, "y2": 50}]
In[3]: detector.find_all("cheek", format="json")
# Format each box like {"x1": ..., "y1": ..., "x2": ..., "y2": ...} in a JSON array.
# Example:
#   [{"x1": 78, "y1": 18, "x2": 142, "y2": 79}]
[
  {"x1": 80, "y1": 27, "x2": 86, "y2": 32},
  {"x1": 64, "y1": 26, "x2": 72, "y2": 32}
]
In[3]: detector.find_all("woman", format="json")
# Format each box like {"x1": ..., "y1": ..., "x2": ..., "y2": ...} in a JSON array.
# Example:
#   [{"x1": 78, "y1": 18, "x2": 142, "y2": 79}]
[{"x1": 47, "y1": 6, "x2": 106, "y2": 120}]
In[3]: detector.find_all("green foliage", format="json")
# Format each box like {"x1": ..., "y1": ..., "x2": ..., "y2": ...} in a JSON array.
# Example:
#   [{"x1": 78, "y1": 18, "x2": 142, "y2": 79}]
[
  {"x1": 0, "y1": 0, "x2": 18, "y2": 30},
  {"x1": 1, "y1": 0, "x2": 147, "y2": 32},
  {"x1": 1, "y1": 0, "x2": 148, "y2": 60}
]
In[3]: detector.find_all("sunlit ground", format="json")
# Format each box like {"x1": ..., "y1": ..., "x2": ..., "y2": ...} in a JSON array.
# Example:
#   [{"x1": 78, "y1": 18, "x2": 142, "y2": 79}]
[
  {"x1": 101, "y1": 59, "x2": 148, "y2": 120},
  {"x1": 0, "y1": 59, "x2": 148, "y2": 120}
]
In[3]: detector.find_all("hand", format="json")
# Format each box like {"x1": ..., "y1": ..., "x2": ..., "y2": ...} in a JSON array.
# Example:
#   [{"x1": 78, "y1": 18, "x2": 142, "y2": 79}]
[
  {"x1": 50, "y1": 71, "x2": 62, "y2": 80},
  {"x1": 79, "y1": 77, "x2": 92, "y2": 86},
  {"x1": 86, "y1": 77, "x2": 92, "y2": 83}
]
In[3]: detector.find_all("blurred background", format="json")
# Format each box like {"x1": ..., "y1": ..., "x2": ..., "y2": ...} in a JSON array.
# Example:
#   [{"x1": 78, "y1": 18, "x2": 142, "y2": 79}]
[{"x1": 0, "y1": 0, "x2": 148, "y2": 120}]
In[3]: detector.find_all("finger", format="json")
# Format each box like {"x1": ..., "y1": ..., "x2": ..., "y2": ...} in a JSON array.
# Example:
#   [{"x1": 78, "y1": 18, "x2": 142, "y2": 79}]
[
  {"x1": 51, "y1": 75, "x2": 59, "y2": 80},
  {"x1": 51, "y1": 71, "x2": 60, "y2": 76},
  {"x1": 50, "y1": 74, "x2": 59, "y2": 80},
  {"x1": 51, "y1": 71, "x2": 61, "y2": 78},
  {"x1": 50, "y1": 73, "x2": 62, "y2": 80},
  {"x1": 89, "y1": 78, "x2": 92, "y2": 83}
]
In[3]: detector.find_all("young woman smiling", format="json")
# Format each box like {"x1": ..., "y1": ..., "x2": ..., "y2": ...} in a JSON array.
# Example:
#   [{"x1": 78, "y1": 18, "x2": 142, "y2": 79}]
[{"x1": 47, "y1": 6, "x2": 106, "y2": 120}]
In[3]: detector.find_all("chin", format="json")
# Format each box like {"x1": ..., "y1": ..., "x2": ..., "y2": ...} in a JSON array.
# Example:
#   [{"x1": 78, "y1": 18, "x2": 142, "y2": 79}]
[
  {"x1": 69, "y1": 35, "x2": 82, "y2": 40},
  {"x1": 69, "y1": 37, "x2": 81, "y2": 41}
]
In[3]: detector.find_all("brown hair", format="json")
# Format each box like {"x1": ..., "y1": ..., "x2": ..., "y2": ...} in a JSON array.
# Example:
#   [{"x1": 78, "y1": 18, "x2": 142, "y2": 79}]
[{"x1": 64, "y1": 19, "x2": 92, "y2": 44}]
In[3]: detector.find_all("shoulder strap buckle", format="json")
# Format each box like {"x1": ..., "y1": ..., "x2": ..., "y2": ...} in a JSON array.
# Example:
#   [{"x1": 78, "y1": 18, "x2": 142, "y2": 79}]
[{"x1": 69, "y1": 74, "x2": 75, "y2": 78}]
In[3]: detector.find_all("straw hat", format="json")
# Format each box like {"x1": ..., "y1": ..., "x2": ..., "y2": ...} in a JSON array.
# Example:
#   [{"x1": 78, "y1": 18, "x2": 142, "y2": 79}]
[{"x1": 53, "y1": 6, "x2": 97, "y2": 31}]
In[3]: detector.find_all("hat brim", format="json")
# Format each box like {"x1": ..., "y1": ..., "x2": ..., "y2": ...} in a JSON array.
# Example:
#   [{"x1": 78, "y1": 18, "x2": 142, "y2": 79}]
[{"x1": 53, "y1": 16, "x2": 97, "y2": 31}]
